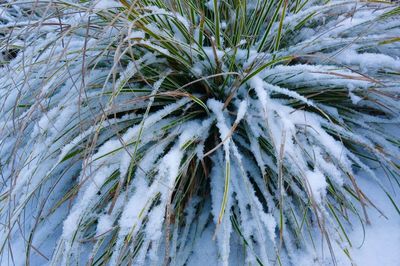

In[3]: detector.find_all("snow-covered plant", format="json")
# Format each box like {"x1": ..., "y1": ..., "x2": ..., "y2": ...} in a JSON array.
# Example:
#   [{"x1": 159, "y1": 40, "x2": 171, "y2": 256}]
[{"x1": 0, "y1": 0, "x2": 399, "y2": 265}]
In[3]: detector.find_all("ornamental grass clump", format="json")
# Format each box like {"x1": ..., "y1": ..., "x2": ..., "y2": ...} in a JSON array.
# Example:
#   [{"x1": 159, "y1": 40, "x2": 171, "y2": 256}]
[{"x1": 0, "y1": 0, "x2": 399, "y2": 265}]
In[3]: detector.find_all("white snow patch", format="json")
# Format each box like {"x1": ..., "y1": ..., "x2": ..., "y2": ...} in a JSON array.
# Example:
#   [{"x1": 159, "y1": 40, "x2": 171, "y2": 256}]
[
  {"x1": 305, "y1": 170, "x2": 327, "y2": 202},
  {"x1": 128, "y1": 31, "x2": 145, "y2": 39},
  {"x1": 97, "y1": 214, "x2": 113, "y2": 235},
  {"x1": 94, "y1": 0, "x2": 123, "y2": 10},
  {"x1": 234, "y1": 100, "x2": 247, "y2": 124}
]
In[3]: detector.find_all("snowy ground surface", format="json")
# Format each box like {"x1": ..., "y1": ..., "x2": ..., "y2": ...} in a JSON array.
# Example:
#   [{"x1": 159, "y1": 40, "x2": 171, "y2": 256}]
[
  {"x1": 298, "y1": 175, "x2": 400, "y2": 266},
  {"x1": 187, "y1": 173, "x2": 400, "y2": 266}
]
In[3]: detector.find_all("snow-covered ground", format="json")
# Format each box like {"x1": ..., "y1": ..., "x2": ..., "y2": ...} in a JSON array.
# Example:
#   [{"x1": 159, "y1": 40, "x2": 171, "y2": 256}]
[
  {"x1": 298, "y1": 175, "x2": 400, "y2": 266},
  {"x1": 186, "y1": 173, "x2": 400, "y2": 266}
]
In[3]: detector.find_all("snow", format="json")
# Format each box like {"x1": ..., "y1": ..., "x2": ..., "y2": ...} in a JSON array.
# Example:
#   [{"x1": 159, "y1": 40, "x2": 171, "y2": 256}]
[
  {"x1": 135, "y1": 40, "x2": 171, "y2": 56},
  {"x1": 260, "y1": 212, "x2": 277, "y2": 244},
  {"x1": 315, "y1": 147, "x2": 344, "y2": 186},
  {"x1": 62, "y1": 165, "x2": 116, "y2": 240},
  {"x1": 296, "y1": 175, "x2": 400, "y2": 266},
  {"x1": 305, "y1": 170, "x2": 327, "y2": 202},
  {"x1": 264, "y1": 82, "x2": 314, "y2": 106},
  {"x1": 211, "y1": 161, "x2": 233, "y2": 266},
  {"x1": 202, "y1": 46, "x2": 225, "y2": 63},
  {"x1": 186, "y1": 224, "x2": 218, "y2": 265},
  {"x1": 234, "y1": 100, "x2": 247, "y2": 124},
  {"x1": 336, "y1": 49, "x2": 400, "y2": 72},
  {"x1": 96, "y1": 214, "x2": 113, "y2": 235},
  {"x1": 128, "y1": 31, "x2": 145, "y2": 39},
  {"x1": 93, "y1": 0, "x2": 123, "y2": 10},
  {"x1": 207, "y1": 98, "x2": 231, "y2": 153},
  {"x1": 146, "y1": 5, "x2": 190, "y2": 30}
]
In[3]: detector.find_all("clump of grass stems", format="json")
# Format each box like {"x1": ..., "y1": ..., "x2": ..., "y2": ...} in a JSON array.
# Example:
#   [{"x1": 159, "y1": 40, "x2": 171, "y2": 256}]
[{"x1": 0, "y1": 0, "x2": 399, "y2": 265}]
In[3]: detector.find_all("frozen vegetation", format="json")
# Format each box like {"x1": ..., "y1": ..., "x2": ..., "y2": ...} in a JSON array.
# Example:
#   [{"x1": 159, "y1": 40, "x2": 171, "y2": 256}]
[{"x1": 0, "y1": 0, "x2": 399, "y2": 265}]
